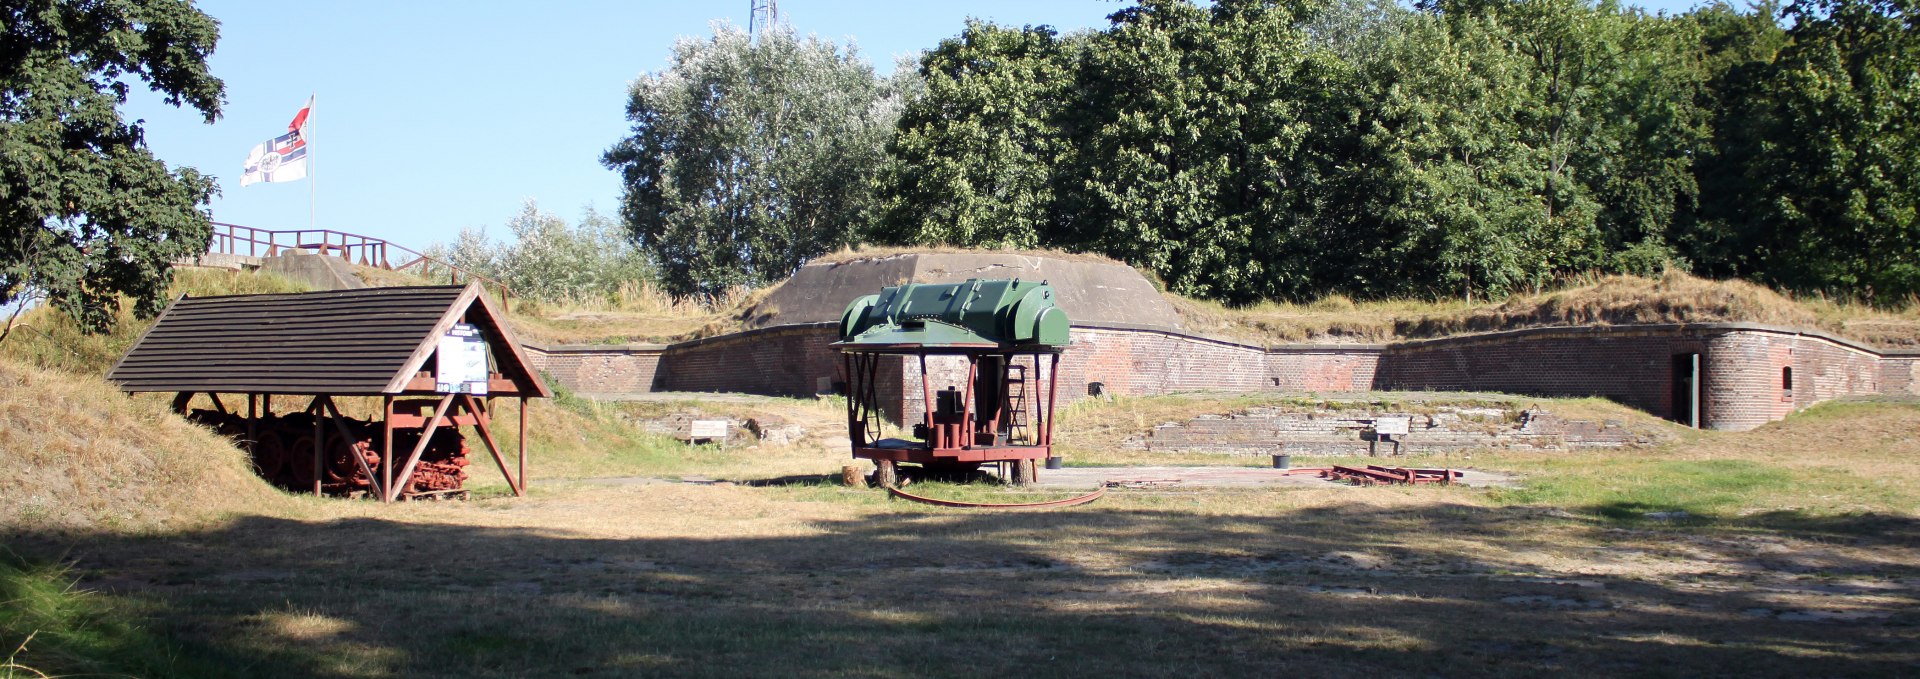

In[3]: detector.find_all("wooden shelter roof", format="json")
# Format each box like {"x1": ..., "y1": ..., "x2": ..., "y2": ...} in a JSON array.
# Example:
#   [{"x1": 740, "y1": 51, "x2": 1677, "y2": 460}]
[{"x1": 107, "y1": 283, "x2": 551, "y2": 397}]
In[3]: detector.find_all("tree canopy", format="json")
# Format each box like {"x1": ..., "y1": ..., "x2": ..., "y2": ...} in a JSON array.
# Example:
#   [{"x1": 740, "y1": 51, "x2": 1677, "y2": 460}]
[
  {"x1": 1, "y1": 0, "x2": 225, "y2": 330},
  {"x1": 608, "y1": 0, "x2": 1920, "y2": 305},
  {"x1": 604, "y1": 25, "x2": 911, "y2": 297}
]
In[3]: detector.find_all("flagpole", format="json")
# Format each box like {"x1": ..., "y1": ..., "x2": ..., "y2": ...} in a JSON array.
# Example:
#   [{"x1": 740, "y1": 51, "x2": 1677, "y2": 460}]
[{"x1": 308, "y1": 92, "x2": 316, "y2": 232}]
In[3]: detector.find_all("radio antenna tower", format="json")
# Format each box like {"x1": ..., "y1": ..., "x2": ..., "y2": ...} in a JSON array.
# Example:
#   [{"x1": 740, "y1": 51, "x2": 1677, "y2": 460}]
[{"x1": 749, "y1": 0, "x2": 779, "y2": 39}]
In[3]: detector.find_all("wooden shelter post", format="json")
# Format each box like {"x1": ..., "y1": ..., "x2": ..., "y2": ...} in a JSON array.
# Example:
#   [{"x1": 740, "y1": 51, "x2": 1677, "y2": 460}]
[
  {"x1": 382, "y1": 397, "x2": 394, "y2": 504},
  {"x1": 306, "y1": 395, "x2": 324, "y2": 497},
  {"x1": 961, "y1": 357, "x2": 977, "y2": 449},
  {"x1": 518, "y1": 396, "x2": 528, "y2": 492},
  {"x1": 461, "y1": 394, "x2": 523, "y2": 496},
  {"x1": 842, "y1": 354, "x2": 857, "y2": 446},
  {"x1": 918, "y1": 354, "x2": 933, "y2": 438},
  {"x1": 246, "y1": 394, "x2": 257, "y2": 454}
]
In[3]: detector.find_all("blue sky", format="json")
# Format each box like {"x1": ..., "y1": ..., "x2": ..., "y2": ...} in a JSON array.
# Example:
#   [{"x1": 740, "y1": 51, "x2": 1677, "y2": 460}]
[{"x1": 125, "y1": 0, "x2": 1709, "y2": 252}]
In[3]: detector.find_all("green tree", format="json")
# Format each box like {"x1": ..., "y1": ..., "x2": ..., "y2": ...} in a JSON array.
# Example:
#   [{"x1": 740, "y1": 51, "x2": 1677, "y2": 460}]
[
  {"x1": 604, "y1": 24, "x2": 906, "y2": 297},
  {"x1": 0, "y1": 0, "x2": 224, "y2": 331},
  {"x1": 1678, "y1": 1, "x2": 1788, "y2": 272},
  {"x1": 430, "y1": 201, "x2": 652, "y2": 304},
  {"x1": 870, "y1": 21, "x2": 1081, "y2": 248},
  {"x1": 1350, "y1": 0, "x2": 1708, "y2": 299},
  {"x1": 1060, "y1": 0, "x2": 1359, "y2": 303},
  {"x1": 1700, "y1": 0, "x2": 1919, "y2": 300}
]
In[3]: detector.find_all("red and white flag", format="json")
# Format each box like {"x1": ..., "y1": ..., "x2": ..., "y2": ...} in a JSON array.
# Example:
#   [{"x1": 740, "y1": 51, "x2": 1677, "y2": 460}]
[{"x1": 241, "y1": 97, "x2": 312, "y2": 186}]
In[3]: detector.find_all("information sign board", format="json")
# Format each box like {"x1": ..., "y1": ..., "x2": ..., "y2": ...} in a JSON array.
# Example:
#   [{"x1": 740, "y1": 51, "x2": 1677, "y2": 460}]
[{"x1": 435, "y1": 323, "x2": 490, "y2": 395}]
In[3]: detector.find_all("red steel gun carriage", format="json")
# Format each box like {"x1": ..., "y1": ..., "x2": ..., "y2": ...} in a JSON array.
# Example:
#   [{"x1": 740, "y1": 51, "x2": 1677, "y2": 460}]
[{"x1": 835, "y1": 279, "x2": 1070, "y2": 487}]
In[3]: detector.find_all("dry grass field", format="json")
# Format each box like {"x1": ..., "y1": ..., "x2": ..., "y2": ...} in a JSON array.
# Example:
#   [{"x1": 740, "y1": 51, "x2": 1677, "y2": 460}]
[
  {"x1": 4, "y1": 371, "x2": 1917, "y2": 677},
  {"x1": 3, "y1": 266, "x2": 1918, "y2": 677}
]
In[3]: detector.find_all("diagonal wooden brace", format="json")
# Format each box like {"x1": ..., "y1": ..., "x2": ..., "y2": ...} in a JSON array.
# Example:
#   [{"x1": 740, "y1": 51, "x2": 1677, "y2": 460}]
[
  {"x1": 320, "y1": 396, "x2": 385, "y2": 500},
  {"x1": 387, "y1": 394, "x2": 455, "y2": 502},
  {"x1": 461, "y1": 394, "x2": 522, "y2": 496}
]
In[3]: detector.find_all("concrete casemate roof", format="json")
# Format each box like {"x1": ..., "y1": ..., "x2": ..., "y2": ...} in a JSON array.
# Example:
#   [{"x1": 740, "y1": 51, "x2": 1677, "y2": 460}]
[{"x1": 751, "y1": 252, "x2": 1180, "y2": 331}]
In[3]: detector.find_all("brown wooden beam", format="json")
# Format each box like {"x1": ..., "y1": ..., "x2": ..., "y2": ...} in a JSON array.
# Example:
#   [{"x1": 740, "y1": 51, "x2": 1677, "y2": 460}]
[
  {"x1": 518, "y1": 396, "x2": 528, "y2": 493},
  {"x1": 382, "y1": 396, "x2": 394, "y2": 504},
  {"x1": 402, "y1": 373, "x2": 522, "y2": 395},
  {"x1": 171, "y1": 392, "x2": 194, "y2": 414},
  {"x1": 246, "y1": 394, "x2": 257, "y2": 455},
  {"x1": 306, "y1": 395, "x2": 324, "y2": 497},
  {"x1": 461, "y1": 394, "x2": 522, "y2": 496}
]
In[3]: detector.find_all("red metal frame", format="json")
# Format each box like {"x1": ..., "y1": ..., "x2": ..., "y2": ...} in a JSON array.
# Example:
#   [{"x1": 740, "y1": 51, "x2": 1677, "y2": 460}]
[
  {"x1": 172, "y1": 388, "x2": 530, "y2": 503},
  {"x1": 840, "y1": 348, "x2": 1064, "y2": 476}
]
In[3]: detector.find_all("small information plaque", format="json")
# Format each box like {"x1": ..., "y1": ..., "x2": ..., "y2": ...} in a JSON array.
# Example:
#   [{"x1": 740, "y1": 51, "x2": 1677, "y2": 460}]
[{"x1": 689, "y1": 420, "x2": 729, "y2": 447}]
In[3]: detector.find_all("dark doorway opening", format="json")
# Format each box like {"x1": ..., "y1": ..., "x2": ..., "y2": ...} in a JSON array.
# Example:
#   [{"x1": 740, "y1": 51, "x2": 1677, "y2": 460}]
[{"x1": 1671, "y1": 353, "x2": 1702, "y2": 428}]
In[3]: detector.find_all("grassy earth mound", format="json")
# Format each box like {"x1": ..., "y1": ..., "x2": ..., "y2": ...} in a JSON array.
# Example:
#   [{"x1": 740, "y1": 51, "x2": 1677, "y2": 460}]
[{"x1": 0, "y1": 357, "x2": 284, "y2": 532}]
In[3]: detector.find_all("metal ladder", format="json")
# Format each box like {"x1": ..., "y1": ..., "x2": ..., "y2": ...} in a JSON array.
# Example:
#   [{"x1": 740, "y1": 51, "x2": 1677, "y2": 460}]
[{"x1": 1004, "y1": 364, "x2": 1031, "y2": 444}]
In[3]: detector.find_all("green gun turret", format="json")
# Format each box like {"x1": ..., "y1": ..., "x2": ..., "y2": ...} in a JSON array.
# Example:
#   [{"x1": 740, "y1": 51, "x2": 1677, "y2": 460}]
[{"x1": 836, "y1": 279, "x2": 1069, "y2": 349}]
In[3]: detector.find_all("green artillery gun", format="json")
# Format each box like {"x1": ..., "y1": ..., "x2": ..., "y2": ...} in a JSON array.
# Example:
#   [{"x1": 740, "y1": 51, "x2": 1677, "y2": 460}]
[{"x1": 833, "y1": 279, "x2": 1069, "y2": 487}]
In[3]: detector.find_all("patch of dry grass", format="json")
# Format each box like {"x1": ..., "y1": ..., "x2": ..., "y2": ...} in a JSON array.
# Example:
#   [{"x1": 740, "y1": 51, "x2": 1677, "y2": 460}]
[
  {"x1": 0, "y1": 357, "x2": 286, "y2": 532},
  {"x1": 808, "y1": 244, "x2": 1125, "y2": 267},
  {"x1": 1183, "y1": 270, "x2": 1920, "y2": 347},
  {"x1": 506, "y1": 281, "x2": 762, "y2": 345}
]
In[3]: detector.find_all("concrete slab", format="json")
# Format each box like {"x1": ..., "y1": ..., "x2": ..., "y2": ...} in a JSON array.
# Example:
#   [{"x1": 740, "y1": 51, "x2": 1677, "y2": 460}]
[
  {"x1": 1032, "y1": 465, "x2": 1513, "y2": 489},
  {"x1": 260, "y1": 253, "x2": 365, "y2": 291}
]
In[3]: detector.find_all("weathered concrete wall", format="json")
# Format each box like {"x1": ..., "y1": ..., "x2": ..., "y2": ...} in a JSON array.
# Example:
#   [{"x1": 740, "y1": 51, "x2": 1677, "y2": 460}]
[
  {"x1": 752, "y1": 253, "x2": 1179, "y2": 330},
  {"x1": 260, "y1": 253, "x2": 365, "y2": 291},
  {"x1": 177, "y1": 253, "x2": 265, "y2": 271}
]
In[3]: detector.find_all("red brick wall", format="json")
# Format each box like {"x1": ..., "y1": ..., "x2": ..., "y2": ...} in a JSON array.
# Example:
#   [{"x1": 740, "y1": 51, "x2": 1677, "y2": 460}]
[
  {"x1": 1267, "y1": 347, "x2": 1381, "y2": 392},
  {"x1": 656, "y1": 323, "x2": 842, "y2": 396},
  {"x1": 1702, "y1": 332, "x2": 1881, "y2": 429},
  {"x1": 1374, "y1": 328, "x2": 1693, "y2": 421},
  {"x1": 529, "y1": 322, "x2": 1905, "y2": 433},
  {"x1": 524, "y1": 344, "x2": 664, "y2": 394},
  {"x1": 1880, "y1": 356, "x2": 1920, "y2": 396}
]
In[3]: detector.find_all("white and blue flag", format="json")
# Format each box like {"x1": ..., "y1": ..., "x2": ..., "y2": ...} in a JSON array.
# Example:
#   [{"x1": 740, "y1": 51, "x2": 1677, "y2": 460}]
[{"x1": 241, "y1": 97, "x2": 311, "y2": 186}]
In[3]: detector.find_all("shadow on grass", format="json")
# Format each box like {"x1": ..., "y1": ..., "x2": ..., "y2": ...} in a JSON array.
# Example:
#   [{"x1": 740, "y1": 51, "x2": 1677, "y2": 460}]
[{"x1": 3, "y1": 502, "x2": 1917, "y2": 678}]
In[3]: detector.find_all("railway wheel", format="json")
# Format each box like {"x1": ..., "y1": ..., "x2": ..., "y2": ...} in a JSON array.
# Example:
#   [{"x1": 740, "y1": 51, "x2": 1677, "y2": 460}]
[
  {"x1": 249, "y1": 430, "x2": 288, "y2": 482},
  {"x1": 873, "y1": 459, "x2": 898, "y2": 488},
  {"x1": 284, "y1": 430, "x2": 319, "y2": 491}
]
